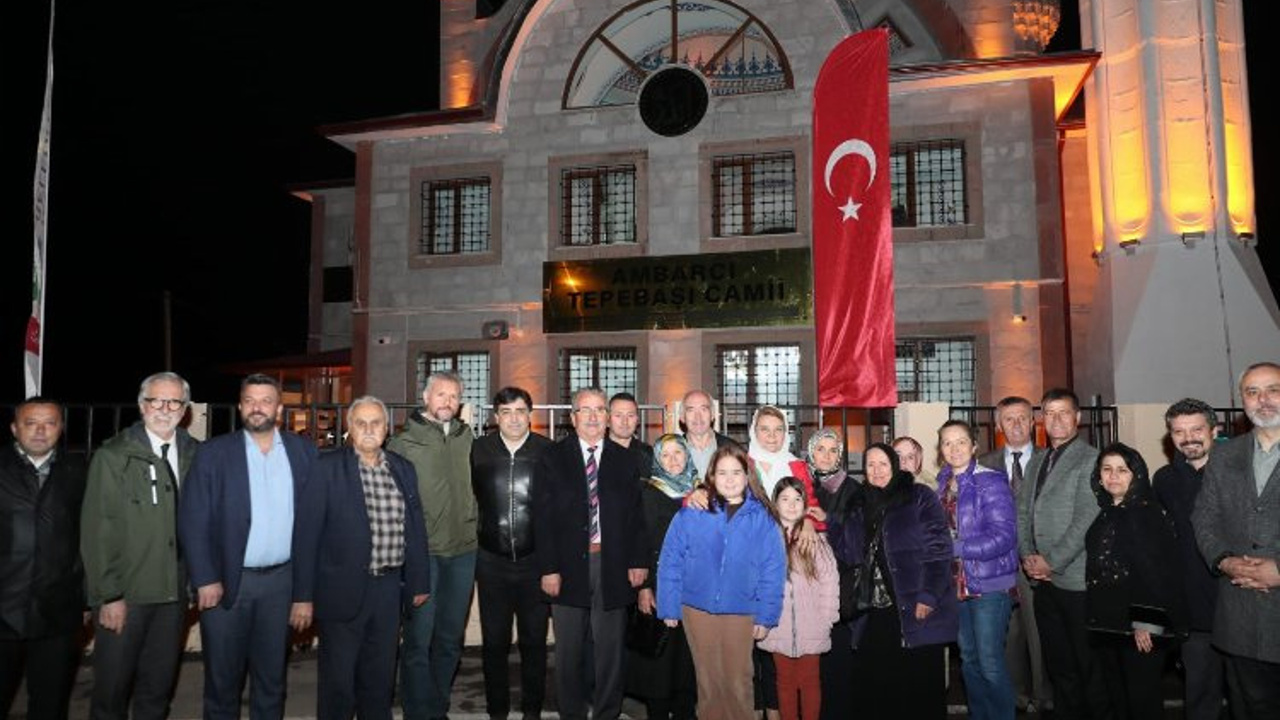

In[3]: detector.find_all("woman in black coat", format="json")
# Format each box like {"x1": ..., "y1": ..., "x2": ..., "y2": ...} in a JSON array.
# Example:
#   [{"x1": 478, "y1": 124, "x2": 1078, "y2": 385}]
[
  {"x1": 628, "y1": 433, "x2": 699, "y2": 720},
  {"x1": 1085, "y1": 442, "x2": 1185, "y2": 720}
]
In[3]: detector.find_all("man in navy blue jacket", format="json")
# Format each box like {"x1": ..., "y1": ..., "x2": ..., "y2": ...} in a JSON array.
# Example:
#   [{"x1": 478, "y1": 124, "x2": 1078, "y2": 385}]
[
  {"x1": 179, "y1": 374, "x2": 318, "y2": 720},
  {"x1": 291, "y1": 396, "x2": 430, "y2": 720}
]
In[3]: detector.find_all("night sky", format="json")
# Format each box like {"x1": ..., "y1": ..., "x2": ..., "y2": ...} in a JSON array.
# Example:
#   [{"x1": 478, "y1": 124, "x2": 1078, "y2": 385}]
[{"x1": 1, "y1": 1, "x2": 1274, "y2": 404}]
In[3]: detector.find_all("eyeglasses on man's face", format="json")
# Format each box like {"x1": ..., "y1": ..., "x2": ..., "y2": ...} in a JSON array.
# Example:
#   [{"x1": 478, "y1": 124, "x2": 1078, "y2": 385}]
[{"x1": 143, "y1": 397, "x2": 186, "y2": 412}]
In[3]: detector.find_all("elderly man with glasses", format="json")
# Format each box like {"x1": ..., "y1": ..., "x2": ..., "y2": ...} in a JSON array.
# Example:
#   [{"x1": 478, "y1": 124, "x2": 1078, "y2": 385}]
[{"x1": 82, "y1": 371, "x2": 199, "y2": 720}]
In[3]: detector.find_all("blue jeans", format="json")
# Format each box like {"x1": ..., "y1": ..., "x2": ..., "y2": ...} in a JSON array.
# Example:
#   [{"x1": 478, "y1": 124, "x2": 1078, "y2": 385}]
[
  {"x1": 400, "y1": 551, "x2": 477, "y2": 720},
  {"x1": 958, "y1": 592, "x2": 1015, "y2": 720}
]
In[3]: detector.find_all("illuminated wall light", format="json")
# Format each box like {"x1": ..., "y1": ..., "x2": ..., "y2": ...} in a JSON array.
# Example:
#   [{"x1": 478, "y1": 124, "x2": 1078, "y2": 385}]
[
  {"x1": 1011, "y1": 283, "x2": 1028, "y2": 324},
  {"x1": 1118, "y1": 237, "x2": 1141, "y2": 252},
  {"x1": 1180, "y1": 230, "x2": 1206, "y2": 246},
  {"x1": 1237, "y1": 231, "x2": 1255, "y2": 246}
]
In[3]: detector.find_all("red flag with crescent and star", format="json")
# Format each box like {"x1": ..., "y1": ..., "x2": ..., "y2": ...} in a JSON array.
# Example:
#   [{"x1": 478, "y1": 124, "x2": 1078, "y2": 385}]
[{"x1": 811, "y1": 28, "x2": 896, "y2": 407}]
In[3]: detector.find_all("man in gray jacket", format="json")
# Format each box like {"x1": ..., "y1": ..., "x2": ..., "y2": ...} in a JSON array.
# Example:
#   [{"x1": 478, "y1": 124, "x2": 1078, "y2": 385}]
[
  {"x1": 1016, "y1": 388, "x2": 1103, "y2": 720},
  {"x1": 1193, "y1": 361, "x2": 1280, "y2": 718}
]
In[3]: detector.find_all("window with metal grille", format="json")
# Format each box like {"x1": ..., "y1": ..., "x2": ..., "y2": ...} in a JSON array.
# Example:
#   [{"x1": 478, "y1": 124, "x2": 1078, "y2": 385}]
[
  {"x1": 895, "y1": 337, "x2": 976, "y2": 405},
  {"x1": 419, "y1": 177, "x2": 491, "y2": 254},
  {"x1": 712, "y1": 152, "x2": 797, "y2": 237},
  {"x1": 559, "y1": 348, "x2": 638, "y2": 402},
  {"x1": 560, "y1": 165, "x2": 637, "y2": 246},
  {"x1": 889, "y1": 140, "x2": 967, "y2": 227},
  {"x1": 716, "y1": 344, "x2": 801, "y2": 444},
  {"x1": 415, "y1": 351, "x2": 491, "y2": 410}
]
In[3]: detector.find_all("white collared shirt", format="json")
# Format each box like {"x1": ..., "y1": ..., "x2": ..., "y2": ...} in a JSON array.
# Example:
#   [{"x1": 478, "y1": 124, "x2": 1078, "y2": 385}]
[
  {"x1": 145, "y1": 428, "x2": 180, "y2": 483},
  {"x1": 1003, "y1": 442, "x2": 1034, "y2": 479}
]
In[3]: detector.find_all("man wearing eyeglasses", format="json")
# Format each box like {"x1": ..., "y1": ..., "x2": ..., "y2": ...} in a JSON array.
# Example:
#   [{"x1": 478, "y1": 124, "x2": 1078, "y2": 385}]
[
  {"x1": 82, "y1": 371, "x2": 199, "y2": 720},
  {"x1": 470, "y1": 386, "x2": 553, "y2": 720},
  {"x1": 1194, "y1": 361, "x2": 1280, "y2": 717},
  {"x1": 179, "y1": 373, "x2": 318, "y2": 720},
  {"x1": 533, "y1": 387, "x2": 648, "y2": 720}
]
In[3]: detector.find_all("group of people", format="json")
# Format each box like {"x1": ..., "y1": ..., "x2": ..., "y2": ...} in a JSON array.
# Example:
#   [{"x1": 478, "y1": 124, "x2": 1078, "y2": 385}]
[{"x1": 2, "y1": 363, "x2": 1278, "y2": 720}]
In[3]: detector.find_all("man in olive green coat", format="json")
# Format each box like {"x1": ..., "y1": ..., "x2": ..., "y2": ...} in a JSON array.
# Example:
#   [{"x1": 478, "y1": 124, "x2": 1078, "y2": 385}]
[
  {"x1": 388, "y1": 371, "x2": 476, "y2": 720},
  {"x1": 81, "y1": 371, "x2": 198, "y2": 720}
]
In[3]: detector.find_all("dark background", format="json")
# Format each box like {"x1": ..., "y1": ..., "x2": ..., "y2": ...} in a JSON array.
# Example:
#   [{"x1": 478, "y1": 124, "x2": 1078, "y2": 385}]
[{"x1": 0, "y1": 1, "x2": 1273, "y2": 403}]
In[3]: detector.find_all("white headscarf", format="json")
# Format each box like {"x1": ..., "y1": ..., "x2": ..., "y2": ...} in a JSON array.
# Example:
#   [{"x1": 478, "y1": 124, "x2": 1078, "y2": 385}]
[{"x1": 747, "y1": 405, "x2": 799, "y2": 498}]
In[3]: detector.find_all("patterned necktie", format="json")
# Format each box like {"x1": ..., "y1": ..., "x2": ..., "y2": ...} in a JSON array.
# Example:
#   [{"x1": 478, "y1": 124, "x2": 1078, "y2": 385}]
[
  {"x1": 587, "y1": 446, "x2": 600, "y2": 544},
  {"x1": 1010, "y1": 450, "x2": 1023, "y2": 494}
]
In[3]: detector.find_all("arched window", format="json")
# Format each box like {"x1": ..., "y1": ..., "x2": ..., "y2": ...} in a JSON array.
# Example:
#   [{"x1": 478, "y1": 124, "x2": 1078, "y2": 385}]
[{"x1": 563, "y1": 0, "x2": 792, "y2": 109}]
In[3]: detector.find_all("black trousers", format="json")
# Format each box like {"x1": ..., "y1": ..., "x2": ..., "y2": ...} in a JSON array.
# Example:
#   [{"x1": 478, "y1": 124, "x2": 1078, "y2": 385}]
[
  {"x1": 1180, "y1": 631, "x2": 1226, "y2": 720},
  {"x1": 1224, "y1": 652, "x2": 1280, "y2": 719},
  {"x1": 89, "y1": 600, "x2": 186, "y2": 720},
  {"x1": 818, "y1": 621, "x2": 855, "y2": 720},
  {"x1": 316, "y1": 572, "x2": 402, "y2": 720},
  {"x1": 1092, "y1": 634, "x2": 1168, "y2": 720},
  {"x1": 550, "y1": 552, "x2": 627, "y2": 720},
  {"x1": 476, "y1": 549, "x2": 549, "y2": 717},
  {"x1": 847, "y1": 607, "x2": 946, "y2": 720},
  {"x1": 1033, "y1": 584, "x2": 1112, "y2": 720},
  {"x1": 0, "y1": 632, "x2": 82, "y2": 720}
]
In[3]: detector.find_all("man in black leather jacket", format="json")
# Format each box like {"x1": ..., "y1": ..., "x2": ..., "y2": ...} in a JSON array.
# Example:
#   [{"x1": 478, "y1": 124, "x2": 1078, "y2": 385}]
[
  {"x1": 470, "y1": 386, "x2": 553, "y2": 720},
  {"x1": 1, "y1": 397, "x2": 87, "y2": 719}
]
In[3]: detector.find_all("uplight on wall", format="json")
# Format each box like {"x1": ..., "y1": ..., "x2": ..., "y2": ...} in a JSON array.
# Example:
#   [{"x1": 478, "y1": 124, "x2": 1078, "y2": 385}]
[
  {"x1": 1011, "y1": 283, "x2": 1027, "y2": 324},
  {"x1": 1180, "y1": 230, "x2": 1205, "y2": 247}
]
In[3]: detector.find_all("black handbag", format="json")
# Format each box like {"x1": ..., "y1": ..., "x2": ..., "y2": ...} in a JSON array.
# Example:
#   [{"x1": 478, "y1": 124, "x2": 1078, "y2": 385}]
[
  {"x1": 626, "y1": 605, "x2": 671, "y2": 658},
  {"x1": 839, "y1": 524, "x2": 883, "y2": 623}
]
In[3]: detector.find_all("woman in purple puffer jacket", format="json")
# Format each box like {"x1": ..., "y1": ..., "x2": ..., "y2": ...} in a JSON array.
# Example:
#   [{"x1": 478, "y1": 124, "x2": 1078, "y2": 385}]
[{"x1": 936, "y1": 419, "x2": 1019, "y2": 720}]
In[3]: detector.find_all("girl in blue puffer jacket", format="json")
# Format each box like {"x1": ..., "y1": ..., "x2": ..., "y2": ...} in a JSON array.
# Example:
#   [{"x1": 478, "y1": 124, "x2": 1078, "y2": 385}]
[
  {"x1": 658, "y1": 444, "x2": 786, "y2": 720},
  {"x1": 937, "y1": 419, "x2": 1020, "y2": 720}
]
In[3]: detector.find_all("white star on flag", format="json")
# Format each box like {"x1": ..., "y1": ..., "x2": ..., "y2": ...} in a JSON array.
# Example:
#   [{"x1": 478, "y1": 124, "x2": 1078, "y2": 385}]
[{"x1": 839, "y1": 197, "x2": 862, "y2": 221}]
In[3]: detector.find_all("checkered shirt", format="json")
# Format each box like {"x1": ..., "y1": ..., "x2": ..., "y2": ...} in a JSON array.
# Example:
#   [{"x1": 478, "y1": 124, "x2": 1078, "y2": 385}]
[{"x1": 358, "y1": 452, "x2": 406, "y2": 572}]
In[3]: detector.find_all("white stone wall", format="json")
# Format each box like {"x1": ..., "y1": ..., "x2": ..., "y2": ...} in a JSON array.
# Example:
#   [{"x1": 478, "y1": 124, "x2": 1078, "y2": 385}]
[{"x1": 356, "y1": 0, "x2": 1058, "y2": 404}]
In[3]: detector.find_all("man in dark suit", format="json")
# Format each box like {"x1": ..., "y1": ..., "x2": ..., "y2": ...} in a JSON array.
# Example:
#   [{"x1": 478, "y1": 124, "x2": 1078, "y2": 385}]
[
  {"x1": 1016, "y1": 388, "x2": 1104, "y2": 720},
  {"x1": 533, "y1": 387, "x2": 648, "y2": 720},
  {"x1": 290, "y1": 396, "x2": 430, "y2": 720},
  {"x1": 608, "y1": 391, "x2": 653, "y2": 470},
  {"x1": 1193, "y1": 362, "x2": 1280, "y2": 718},
  {"x1": 679, "y1": 389, "x2": 740, "y2": 478},
  {"x1": 1, "y1": 397, "x2": 87, "y2": 719},
  {"x1": 179, "y1": 373, "x2": 318, "y2": 720},
  {"x1": 979, "y1": 395, "x2": 1051, "y2": 713}
]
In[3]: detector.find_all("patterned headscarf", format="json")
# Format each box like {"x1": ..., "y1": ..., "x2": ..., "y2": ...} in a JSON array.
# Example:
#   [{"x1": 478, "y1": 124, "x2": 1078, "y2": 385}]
[
  {"x1": 648, "y1": 433, "x2": 699, "y2": 499},
  {"x1": 806, "y1": 427, "x2": 844, "y2": 484}
]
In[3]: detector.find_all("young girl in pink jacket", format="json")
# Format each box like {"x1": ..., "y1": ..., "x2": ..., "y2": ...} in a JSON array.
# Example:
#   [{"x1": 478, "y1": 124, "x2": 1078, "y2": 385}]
[{"x1": 758, "y1": 477, "x2": 841, "y2": 720}]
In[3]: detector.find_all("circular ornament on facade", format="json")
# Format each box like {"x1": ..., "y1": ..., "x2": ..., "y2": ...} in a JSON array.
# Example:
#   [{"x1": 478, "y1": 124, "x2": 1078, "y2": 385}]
[{"x1": 638, "y1": 66, "x2": 709, "y2": 137}]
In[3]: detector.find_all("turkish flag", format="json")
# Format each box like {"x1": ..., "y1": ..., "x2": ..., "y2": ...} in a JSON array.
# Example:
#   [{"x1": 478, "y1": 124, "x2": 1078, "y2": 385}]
[{"x1": 811, "y1": 29, "x2": 896, "y2": 407}]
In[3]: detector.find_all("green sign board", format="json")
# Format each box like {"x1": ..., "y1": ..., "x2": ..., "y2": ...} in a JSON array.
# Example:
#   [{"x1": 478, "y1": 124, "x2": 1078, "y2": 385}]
[{"x1": 543, "y1": 248, "x2": 813, "y2": 333}]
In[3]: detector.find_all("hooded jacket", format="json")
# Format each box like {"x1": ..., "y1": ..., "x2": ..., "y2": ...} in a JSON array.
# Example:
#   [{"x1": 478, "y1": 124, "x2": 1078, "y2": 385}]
[
  {"x1": 937, "y1": 458, "x2": 1019, "y2": 595},
  {"x1": 81, "y1": 423, "x2": 197, "y2": 606},
  {"x1": 1084, "y1": 443, "x2": 1186, "y2": 635},
  {"x1": 388, "y1": 410, "x2": 476, "y2": 557}
]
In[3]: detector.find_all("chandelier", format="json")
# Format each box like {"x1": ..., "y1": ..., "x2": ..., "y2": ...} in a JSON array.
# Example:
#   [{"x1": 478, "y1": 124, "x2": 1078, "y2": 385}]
[{"x1": 1013, "y1": 0, "x2": 1062, "y2": 53}]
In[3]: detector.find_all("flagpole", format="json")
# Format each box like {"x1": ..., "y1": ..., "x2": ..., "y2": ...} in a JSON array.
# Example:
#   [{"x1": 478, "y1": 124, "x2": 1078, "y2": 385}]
[{"x1": 26, "y1": 0, "x2": 55, "y2": 398}]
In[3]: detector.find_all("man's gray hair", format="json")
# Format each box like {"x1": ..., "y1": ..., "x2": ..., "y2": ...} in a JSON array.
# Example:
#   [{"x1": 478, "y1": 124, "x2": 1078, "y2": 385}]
[
  {"x1": 349, "y1": 395, "x2": 390, "y2": 424},
  {"x1": 137, "y1": 371, "x2": 191, "y2": 405},
  {"x1": 571, "y1": 386, "x2": 607, "y2": 409},
  {"x1": 424, "y1": 371, "x2": 464, "y2": 397},
  {"x1": 1238, "y1": 362, "x2": 1280, "y2": 395}
]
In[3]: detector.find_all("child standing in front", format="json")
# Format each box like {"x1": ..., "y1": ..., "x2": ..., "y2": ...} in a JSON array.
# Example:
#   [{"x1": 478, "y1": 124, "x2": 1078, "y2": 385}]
[{"x1": 758, "y1": 477, "x2": 840, "y2": 720}]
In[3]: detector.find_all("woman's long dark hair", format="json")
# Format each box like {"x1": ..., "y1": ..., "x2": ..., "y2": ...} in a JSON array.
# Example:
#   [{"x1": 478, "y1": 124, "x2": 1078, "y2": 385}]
[
  {"x1": 1090, "y1": 442, "x2": 1154, "y2": 508},
  {"x1": 773, "y1": 476, "x2": 818, "y2": 580},
  {"x1": 705, "y1": 443, "x2": 777, "y2": 522}
]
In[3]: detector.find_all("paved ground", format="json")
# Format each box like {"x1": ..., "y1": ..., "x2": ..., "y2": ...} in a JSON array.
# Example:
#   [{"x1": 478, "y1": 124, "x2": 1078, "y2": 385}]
[{"x1": 14, "y1": 645, "x2": 1193, "y2": 719}]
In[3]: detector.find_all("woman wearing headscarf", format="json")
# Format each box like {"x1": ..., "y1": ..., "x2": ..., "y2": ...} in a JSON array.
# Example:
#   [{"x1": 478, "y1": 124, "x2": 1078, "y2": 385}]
[
  {"x1": 828, "y1": 443, "x2": 957, "y2": 720},
  {"x1": 804, "y1": 428, "x2": 856, "y2": 524},
  {"x1": 630, "y1": 433, "x2": 700, "y2": 720},
  {"x1": 1085, "y1": 443, "x2": 1185, "y2": 720}
]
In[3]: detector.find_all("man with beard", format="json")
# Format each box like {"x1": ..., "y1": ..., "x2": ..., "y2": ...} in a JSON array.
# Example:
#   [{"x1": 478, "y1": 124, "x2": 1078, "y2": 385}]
[
  {"x1": 389, "y1": 372, "x2": 476, "y2": 720},
  {"x1": 1194, "y1": 362, "x2": 1280, "y2": 718},
  {"x1": 979, "y1": 396, "x2": 1052, "y2": 713},
  {"x1": 1152, "y1": 399, "x2": 1224, "y2": 720},
  {"x1": 179, "y1": 373, "x2": 317, "y2": 720},
  {"x1": 83, "y1": 372, "x2": 198, "y2": 720},
  {"x1": 679, "y1": 390, "x2": 739, "y2": 478},
  {"x1": 2, "y1": 397, "x2": 87, "y2": 719}
]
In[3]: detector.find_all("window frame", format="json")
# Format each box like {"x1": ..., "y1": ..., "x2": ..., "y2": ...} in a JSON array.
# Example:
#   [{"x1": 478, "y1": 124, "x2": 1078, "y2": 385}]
[
  {"x1": 888, "y1": 123, "x2": 984, "y2": 243},
  {"x1": 405, "y1": 340, "x2": 500, "y2": 409},
  {"x1": 699, "y1": 136, "x2": 809, "y2": 253},
  {"x1": 408, "y1": 161, "x2": 503, "y2": 269},
  {"x1": 548, "y1": 151, "x2": 648, "y2": 261},
  {"x1": 894, "y1": 335, "x2": 980, "y2": 406}
]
